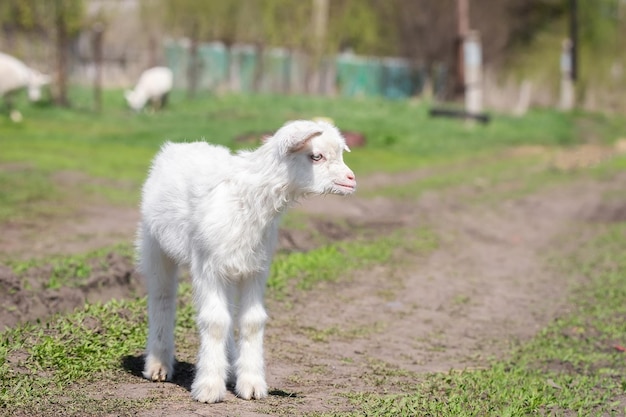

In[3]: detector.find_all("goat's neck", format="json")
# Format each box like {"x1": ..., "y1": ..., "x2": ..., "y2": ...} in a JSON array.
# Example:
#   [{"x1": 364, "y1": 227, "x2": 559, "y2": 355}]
[{"x1": 238, "y1": 154, "x2": 297, "y2": 218}]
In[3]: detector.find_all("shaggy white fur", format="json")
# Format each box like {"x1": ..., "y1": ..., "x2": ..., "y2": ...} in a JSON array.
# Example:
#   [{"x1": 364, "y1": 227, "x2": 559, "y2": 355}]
[{"x1": 137, "y1": 120, "x2": 356, "y2": 403}]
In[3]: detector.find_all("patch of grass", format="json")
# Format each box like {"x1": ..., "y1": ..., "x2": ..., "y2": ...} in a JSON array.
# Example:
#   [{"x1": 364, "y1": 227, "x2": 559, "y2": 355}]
[
  {"x1": 268, "y1": 227, "x2": 438, "y2": 297},
  {"x1": 0, "y1": 299, "x2": 147, "y2": 412},
  {"x1": 0, "y1": 277, "x2": 199, "y2": 415},
  {"x1": 6, "y1": 243, "x2": 134, "y2": 288},
  {"x1": 320, "y1": 223, "x2": 626, "y2": 417},
  {"x1": 369, "y1": 149, "x2": 577, "y2": 203},
  {"x1": 0, "y1": 168, "x2": 64, "y2": 222}
]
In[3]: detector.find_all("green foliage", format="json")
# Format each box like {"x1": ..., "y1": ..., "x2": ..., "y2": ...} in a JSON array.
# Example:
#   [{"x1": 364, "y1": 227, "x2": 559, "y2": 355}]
[
  {"x1": 505, "y1": 0, "x2": 626, "y2": 106},
  {"x1": 0, "y1": 0, "x2": 85, "y2": 35},
  {"x1": 328, "y1": 0, "x2": 396, "y2": 55}
]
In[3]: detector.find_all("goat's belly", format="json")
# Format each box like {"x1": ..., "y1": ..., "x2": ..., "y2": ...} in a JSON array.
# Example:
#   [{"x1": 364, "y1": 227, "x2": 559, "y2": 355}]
[{"x1": 213, "y1": 241, "x2": 271, "y2": 279}]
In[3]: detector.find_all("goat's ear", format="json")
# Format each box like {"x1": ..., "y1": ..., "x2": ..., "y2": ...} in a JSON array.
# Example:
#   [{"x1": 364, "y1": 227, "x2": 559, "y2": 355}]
[
  {"x1": 275, "y1": 121, "x2": 324, "y2": 154},
  {"x1": 344, "y1": 145, "x2": 351, "y2": 153},
  {"x1": 286, "y1": 130, "x2": 323, "y2": 153}
]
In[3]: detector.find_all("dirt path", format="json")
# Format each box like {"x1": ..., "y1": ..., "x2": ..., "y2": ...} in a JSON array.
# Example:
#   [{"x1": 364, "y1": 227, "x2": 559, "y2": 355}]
[
  {"x1": 179, "y1": 176, "x2": 619, "y2": 416},
  {"x1": 2, "y1": 165, "x2": 625, "y2": 416}
]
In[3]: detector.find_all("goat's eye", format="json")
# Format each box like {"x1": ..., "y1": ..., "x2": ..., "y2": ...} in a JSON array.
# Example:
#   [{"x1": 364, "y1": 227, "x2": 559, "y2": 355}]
[{"x1": 310, "y1": 153, "x2": 323, "y2": 162}]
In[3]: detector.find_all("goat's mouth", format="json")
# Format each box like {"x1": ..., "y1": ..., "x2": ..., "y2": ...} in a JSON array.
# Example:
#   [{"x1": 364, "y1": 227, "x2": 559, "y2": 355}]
[{"x1": 332, "y1": 182, "x2": 357, "y2": 195}]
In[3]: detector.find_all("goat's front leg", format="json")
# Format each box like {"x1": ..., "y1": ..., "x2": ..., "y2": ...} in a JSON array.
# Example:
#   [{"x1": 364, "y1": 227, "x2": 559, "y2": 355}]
[
  {"x1": 235, "y1": 275, "x2": 269, "y2": 400},
  {"x1": 191, "y1": 271, "x2": 234, "y2": 403}
]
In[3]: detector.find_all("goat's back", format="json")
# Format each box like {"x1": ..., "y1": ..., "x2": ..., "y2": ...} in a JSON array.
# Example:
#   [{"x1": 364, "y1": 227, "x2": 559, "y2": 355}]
[
  {"x1": 135, "y1": 67, "x2": 173, "y2": 97},
  {"x1": 0, "y1": 52, "x2": 29, "y2": 96}
]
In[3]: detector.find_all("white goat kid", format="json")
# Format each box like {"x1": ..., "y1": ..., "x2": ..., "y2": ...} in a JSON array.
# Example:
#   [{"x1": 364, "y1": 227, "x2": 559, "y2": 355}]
[
  {"x1": 125, "y1": 66, "x2": 173, "y2": 112},
  {"x1": 138, "y1": 120, "x2": 356, "y2": 403}
]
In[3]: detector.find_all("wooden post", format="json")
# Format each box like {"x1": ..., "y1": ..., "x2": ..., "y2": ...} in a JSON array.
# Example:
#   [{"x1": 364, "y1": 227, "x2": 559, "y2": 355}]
[
  {"x1": 92, "y1": 22, "x2": 104, "y2": 113},
  {"x1": 569, "y1": 0, "x2": 578, "y2": 82},
  {"x1": 309, "y1": 0, "x2": 328, "y2": 94},
  {"x1": 54, "y1": 0, "x2": 70, "y2": 107}
]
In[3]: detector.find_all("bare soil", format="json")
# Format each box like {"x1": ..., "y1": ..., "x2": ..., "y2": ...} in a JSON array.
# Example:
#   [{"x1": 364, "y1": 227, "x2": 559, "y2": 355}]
[{"x1": 1, "y1": 159, "x2": 625, "y2": 416}]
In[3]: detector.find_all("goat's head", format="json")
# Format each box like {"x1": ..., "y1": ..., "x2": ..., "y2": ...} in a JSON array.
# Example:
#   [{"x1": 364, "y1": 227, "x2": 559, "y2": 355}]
[
  {"x1": 271, "y1": 120, "x2": 356, "y2": 197},
  {"x1": 124, "y1": 89, "x2": 147, "y2": 112},
  {"x1": 27, "y1": 70, "x2": 50, "y2": 102}
]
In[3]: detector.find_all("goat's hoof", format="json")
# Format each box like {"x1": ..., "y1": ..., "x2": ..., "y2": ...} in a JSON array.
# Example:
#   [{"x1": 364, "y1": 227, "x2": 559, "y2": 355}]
[
  {"x1": 236, "y1": 375, "x2": 268, "y2": 400},
  {"x1": 191, "y1": 379, "x2": 227, "y2": 403},
  {"x1": 143, "y1": 356, "x2": 173, "y2": 382},
  {"x1": 143, "y1": 365, "x2": 171, "y2": 382}
]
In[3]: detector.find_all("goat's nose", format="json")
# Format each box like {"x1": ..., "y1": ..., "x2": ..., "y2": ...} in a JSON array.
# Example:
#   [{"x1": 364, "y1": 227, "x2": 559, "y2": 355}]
[{"x1": 347, "y1": 171, "x2": 355, "y2": 181}]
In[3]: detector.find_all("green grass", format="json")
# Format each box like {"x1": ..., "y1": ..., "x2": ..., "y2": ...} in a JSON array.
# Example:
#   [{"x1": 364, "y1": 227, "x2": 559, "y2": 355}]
[
  {"x1": 269, "y1": 227, "x2": 438, "y2": 296},
  {"x1": 4, "y1": 90, "x2": 620, "y2": 224},
  {"x1": 0, "y1": 299, "x2": 150, "y2": 412},
  {"x1": 6, "y1": 243, "x2": 134, "y2": 290},
  {"x1": 322, "y1": 223, "x2": 626, "y2": 417}
]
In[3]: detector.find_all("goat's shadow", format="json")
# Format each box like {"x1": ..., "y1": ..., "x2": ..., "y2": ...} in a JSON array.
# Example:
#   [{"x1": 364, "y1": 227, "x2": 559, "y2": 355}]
[
  {"x1": 121, "y1": 355, "x2": 300, "y2": 398},
  {"x1": 122, "y1": 355, "x2": 195, "y2": 391}
]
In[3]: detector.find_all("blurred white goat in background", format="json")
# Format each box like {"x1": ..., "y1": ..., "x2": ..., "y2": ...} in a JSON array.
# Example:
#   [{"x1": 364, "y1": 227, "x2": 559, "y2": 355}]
[
  {"x1": 0, "y1": 51, "x2": 51, "y2": 122},
  {"x1": 125, "y1": 66, "x2": 173, "y2": 112}
]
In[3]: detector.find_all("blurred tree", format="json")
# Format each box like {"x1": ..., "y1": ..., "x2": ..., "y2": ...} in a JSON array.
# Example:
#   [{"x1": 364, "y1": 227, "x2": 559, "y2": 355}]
[
  {"x1": 139, "y1": 0, "x2": 167, "y2": 68},
  {"x1": 137, "y1": 0, "x2": 624, "y2": 100},
  {"x1": 0, "y1": 0, "x2": 85, "y2": 106},
  {"x1": 328, "y1": 0, "x2": 397, "y2": 55},
  {"x1": 0, "y1": 0, "x2": 46, "y2": 52},
  {"x1": 142, "y1": 0, "x2": 242, "y2": 97},
  {"x1": 51, "y1": 0, "x2": 85, "y2": 106}
]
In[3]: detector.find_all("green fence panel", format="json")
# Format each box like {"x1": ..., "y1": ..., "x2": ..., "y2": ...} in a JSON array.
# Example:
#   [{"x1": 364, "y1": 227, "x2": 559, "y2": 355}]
[
  {"x1": 259, "y1": 48, "x2": 291, "y2": 94},
  {"x1": 230, "y1": 45, "x2": 258, "y2": 93},
  {"x1": 381, "y1": 58, "x2": 414, "y2": 99},
  {"x1": 165, "y1": 41, "x2": 445, "y2": 98},
  {"x1": 336, "y1": 54, "x2": 383, "y2": 98},
  {"x1": 432, "y1": 63, "x2": 448, "y2": 99},
  {"x1": 197, "y1": 42, "x2": 229, "y2": 91},
  {"x1": 164, "y1": 41, "x2": 188, "y2": 90}
]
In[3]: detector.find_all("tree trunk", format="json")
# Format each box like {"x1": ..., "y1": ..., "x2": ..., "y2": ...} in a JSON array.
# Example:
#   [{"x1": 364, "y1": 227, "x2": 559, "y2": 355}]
[
  {"x1": 55, "y1": 0, "x2": 70, "y2": 107},
  {"x1": 92, "y1": 23, "x2": 104, "y2": 112}
]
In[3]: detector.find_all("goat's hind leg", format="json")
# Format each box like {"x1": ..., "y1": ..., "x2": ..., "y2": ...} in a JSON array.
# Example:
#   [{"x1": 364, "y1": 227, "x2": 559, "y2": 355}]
[{"x1": 140, "y1": 230, "x2": 179, "y2": 382}]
